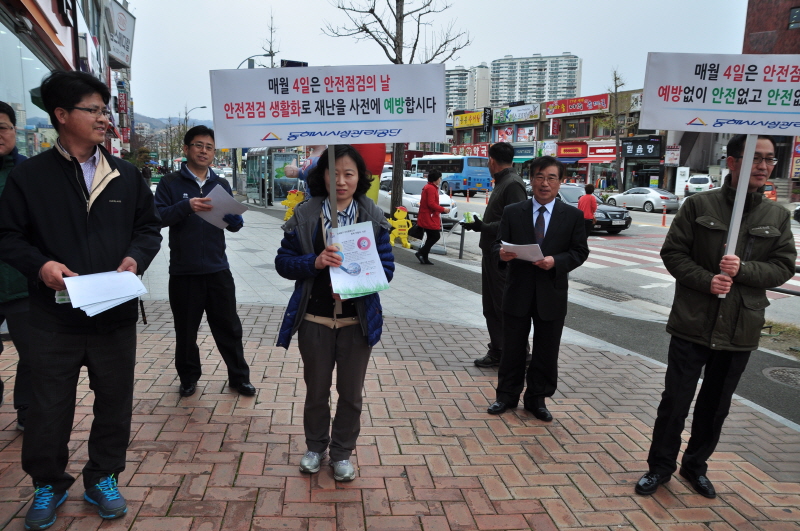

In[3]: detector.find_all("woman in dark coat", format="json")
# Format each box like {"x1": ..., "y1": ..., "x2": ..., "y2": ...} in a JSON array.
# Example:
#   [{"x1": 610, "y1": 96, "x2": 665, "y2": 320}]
[{"x1": 414, "y1": 170, "x2": 450, "y2": 265}]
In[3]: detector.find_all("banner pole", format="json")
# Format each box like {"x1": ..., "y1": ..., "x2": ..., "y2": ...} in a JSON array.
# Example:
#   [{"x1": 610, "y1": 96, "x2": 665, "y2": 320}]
[
  {"x1": 328, "y1": 145, "x2": 338, "y2": 230},
  {"x1": 719, "y1": 133, "x2": 757, "y2": 299}
]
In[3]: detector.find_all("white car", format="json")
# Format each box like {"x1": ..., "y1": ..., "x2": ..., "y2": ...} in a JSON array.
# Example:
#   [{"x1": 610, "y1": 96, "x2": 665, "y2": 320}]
[{"x1": 377, "y1": 177, "x2": 458, "y2": 228}]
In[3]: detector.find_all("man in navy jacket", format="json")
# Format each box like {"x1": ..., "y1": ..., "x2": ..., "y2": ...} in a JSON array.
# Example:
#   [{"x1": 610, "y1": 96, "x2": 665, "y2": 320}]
[{"x1": 154, "y1": 126, "x2": 254, "y2": 398}]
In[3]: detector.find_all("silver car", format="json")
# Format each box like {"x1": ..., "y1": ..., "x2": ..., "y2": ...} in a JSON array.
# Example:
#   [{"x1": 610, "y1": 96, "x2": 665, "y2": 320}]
[
  {"x1": 377, "y1": 177, "x2": 458, "y2": 228},
  {"x1": 606, "y1": 187, "x2": 680, "y2": 213}
]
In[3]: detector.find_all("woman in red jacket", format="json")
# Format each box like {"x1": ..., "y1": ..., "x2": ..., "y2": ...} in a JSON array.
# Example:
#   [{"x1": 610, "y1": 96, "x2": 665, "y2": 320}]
[{"x1": 415, "y1": 170, "x2": 450, "y2": 265}]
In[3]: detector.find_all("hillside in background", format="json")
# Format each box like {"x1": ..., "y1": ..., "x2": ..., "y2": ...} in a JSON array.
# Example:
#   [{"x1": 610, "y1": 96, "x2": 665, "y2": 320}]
[{"x1": 134, "y1": 113, "x2": 213, "y2": 130}]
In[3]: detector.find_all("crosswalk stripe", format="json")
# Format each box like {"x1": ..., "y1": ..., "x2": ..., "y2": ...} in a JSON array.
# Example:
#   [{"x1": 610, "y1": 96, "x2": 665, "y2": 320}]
[
  {"x1": 589, "y1": 248, "x2": 661, "y2": 263},
  {"x1": 630, "y1": 269, "x2": 675, "y2": 282},
  {"x1": 586, "y1": 255, "x2": 640, "y2": 266}
]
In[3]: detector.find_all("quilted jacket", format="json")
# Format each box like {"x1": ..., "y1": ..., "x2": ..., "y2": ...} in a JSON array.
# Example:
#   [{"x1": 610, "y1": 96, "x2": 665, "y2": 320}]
[{"x1": 275, "y1": 195, "x2": 395, "y2": 348}]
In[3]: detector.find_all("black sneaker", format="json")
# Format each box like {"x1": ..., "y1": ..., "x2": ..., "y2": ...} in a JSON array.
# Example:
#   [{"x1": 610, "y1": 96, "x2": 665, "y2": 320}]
[
  {"x1": 25, "y1": 484, "x2": 67, "y2": 530},
  {"x1": 474, "y1": 353, "x2": 500, "y2": 367},
  {"x1": 84, "y1": 475, "x2": 127, "y2": 519}
]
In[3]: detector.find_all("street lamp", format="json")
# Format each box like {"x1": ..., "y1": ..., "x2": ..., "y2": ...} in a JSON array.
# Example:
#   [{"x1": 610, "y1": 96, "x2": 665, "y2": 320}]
[
  {"x1": 237, "y1": 53, "x2": 275, "y2": 69},
  {"x1": 183, "y1": 105, "x2": 207, "y2": 132}
]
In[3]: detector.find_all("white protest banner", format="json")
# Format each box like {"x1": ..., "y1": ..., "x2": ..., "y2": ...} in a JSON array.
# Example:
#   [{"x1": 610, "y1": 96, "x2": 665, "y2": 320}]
[
  {"x1": 640, "y1": 52, "x2": 800, "y2": 135},
  {"x1": 210, "y1": 64, "x2": 446, "y2": 148}
]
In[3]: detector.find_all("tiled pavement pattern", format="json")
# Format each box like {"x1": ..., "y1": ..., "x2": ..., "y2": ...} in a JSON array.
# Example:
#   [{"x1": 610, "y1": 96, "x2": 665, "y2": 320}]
[{"x1": 1, "y1": 300, "x2": 799, "y2": 530}]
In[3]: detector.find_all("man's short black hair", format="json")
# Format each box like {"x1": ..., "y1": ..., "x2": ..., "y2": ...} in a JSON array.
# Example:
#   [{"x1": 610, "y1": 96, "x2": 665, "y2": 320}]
[
  {"x1": 727, "y1": 134, "x2": 776, "y2": 159},
  {"x1": 40, "y1": 70, "x2": 110, "y2": 130},
  {"x1": 0, "y1": 101, "x2": 16, "y2": 126},
  {"x1": 307, "y1": 145, "x2": 373, "y2": 198},
  {"x1": 427, "y1": 169, "x2": 442, "y2": 183},
  {"x1": 184, "y1": 125, "x2": 215, "y2": 146},
  {"x1": 530, "y1": 156, "x2": 565, "y2": 180},
  {"x1": 488, "y1": 142, "x2": 514, "y2": 165}
]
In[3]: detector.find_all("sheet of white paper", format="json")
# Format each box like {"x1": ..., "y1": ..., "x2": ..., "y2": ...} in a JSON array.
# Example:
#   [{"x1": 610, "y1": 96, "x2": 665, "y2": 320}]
[
  {"x1": 81, "y1": 294, "x2": 141, "y2": 316},
  {"x1": 195, "y1": 185, "x2": 248, "y2": 229},
  {"x1": 64, "y1": 271, "x2": 147, "y2": 308},
  {"x1": 328, "y1": 222, "x2": 390, "y2": 300},
  {"x1": 501, "y1": 241, "x2": 546, "y2": 263}
]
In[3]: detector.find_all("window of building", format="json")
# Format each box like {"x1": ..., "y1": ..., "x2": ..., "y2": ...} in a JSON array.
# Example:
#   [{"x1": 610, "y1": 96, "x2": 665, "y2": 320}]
[{"x1": 563, "y1": 117, "x2": 591, "y2": 139}]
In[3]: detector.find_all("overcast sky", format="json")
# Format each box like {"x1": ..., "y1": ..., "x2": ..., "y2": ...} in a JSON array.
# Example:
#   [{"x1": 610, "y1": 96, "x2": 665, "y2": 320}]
[{"x1": 128, "y1": 0, "x2": 747, "y2": 122}]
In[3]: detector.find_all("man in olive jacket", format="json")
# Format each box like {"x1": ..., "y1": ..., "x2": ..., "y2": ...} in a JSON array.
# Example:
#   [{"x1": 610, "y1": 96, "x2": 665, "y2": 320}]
[
  {"x1": 636, "y1": 135, "x2": 796, "y2": 500},
  {"x1": 463, "y1": 142, "x2": 528, "y2": 367}
]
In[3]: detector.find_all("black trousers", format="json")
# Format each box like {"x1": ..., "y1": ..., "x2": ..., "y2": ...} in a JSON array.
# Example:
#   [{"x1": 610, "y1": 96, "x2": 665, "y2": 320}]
[
  {"x1": 496, "y1": 306, "x2": 564, "y2": 407},
  {"x1": 0, "y1": 298, "x2": 32, "y2": 420},
  {"x1": 481, "y1": 251, "x2": 507, "y2": 359},
  {"x1": 583, "y1": 219, "x2": 594, "y2": 239},
  {"x1": 297, "y1": 320, "x2": 372, "y2": 461},
  {"x1": 418, "y1": 228, "x2": 440, "y2": 257},
  {"x1": 169, "y1": 270, "x2": 250, "y2": 386},
  {"x1": 23, "y1": 325, "x2": 136, "y2": 492},
  {"x1": 647, "y1": 336, "x2": 750, "y2": 477}
]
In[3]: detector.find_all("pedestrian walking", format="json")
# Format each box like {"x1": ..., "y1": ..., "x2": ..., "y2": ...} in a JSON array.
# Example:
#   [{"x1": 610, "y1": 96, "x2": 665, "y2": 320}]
[
  {"x1": 0, "y1": 100, "x2": 32, "y2": 431},
  {"x1": 275, "y1": 145, "x2": 395, "y2": 482},
  {"x1": 462, "y1": 142, "x2": 528, "y2": 368},
  {"x1": 414, "y1": 169, "x2": 450, "y2": 265},
  {"x1": 0, "y1": 70, "x2": 162, "y2": 530},
  {"x1": 577, "y1": 183, "x2": 598, "y2": 239},
  {"x1": 154, "y1": 126, "x2": 255, "y2": 399},
  {"x1": 487, "y1": 156, "x2": 589, "y2": 421},
  {"x1": 635, "y1": 134, "x2": 796, "y2": 499}
]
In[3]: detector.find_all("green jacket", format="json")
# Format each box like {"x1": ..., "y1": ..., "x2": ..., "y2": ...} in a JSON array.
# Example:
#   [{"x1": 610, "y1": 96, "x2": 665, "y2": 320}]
[
  {"x1": 661, "y1": 176, "x2": 796, "y2": 351},
  {"x1": 0, "y1": 149, "x2": 27, "y2": 304}
]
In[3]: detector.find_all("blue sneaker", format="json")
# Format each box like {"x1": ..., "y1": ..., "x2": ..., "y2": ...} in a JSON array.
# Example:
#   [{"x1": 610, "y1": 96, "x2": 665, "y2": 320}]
[
  {"x1": 83, "y1": 475, "x2": 127, "y2": 519},
  {"x1": 25, "y1": 484, "x2": 67, "y2": 530}
]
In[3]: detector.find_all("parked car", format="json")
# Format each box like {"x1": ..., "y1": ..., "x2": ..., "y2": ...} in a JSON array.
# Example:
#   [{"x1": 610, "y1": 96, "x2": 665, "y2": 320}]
[
  {"x1": 684, "y1": 175, "x2": 714, "y2": 197},
  {"x1": 606, "y1": 187, "x2": 680, "y2": 212},
  {"x1": 377, "y1": 176, "x2": 458, "y2": 228},
  {"x1": 763, "y1": 180, "x2": 777, "y2": 201},
  {"x1": 222, "y1": 167, "x2": 233, "y2": 177},
  {"x1": 557, "y1": 186, "x2": 632, "y2": 235}
]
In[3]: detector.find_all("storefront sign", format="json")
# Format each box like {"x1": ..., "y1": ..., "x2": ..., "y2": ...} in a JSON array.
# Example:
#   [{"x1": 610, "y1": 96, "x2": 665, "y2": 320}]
[
  {"x1": 545, "y1": 94, "x2": 609, "y2": 118},
  {"x1": 621, "y1": 137, "x2": 662, "y2": 158},
  {"x1": 108, "y1": 1, "x2": 136, "y2": 68},
  {"x1": 496, "y1": 126, "x2": 514, "y2": 142},
  {"x1": 630, "y1": 92, "x2": 643, "y2": 112},
  {"x1": 514, "y1": 146, "x2": 536, "y2": 158},
  {"x1": 120, "y1": 127, "x2": 130, "y2": 143},
  {"x1": 557, "y1": 142, "x2": 588, "y2": 158},
  {"x1": 640, "y1": 52, "x2": 800, "y2": 134},
  {"x1": 516, "y1": 126, "x2": 536, "y2": 142},
  {"x1": 210, "y1": 63, "x2": 446, "y2": 147},
  {"x1": 451, "y1": 143, "x2": 489, "y2": 157},
  {"x1": 664, "y1": 144, "x2": 681, "y2": 166},
  {"x1": 118, "y1": 92, "x2": 128, "y2": 114},
  {"x1": 792, "y1": 136, "x2": 800, "y2": 179},
  {"x1": 550, "y1": 119, "x2": 560, "y2": 136},
  {"x1": 588, "y1": 146, "x2": 616, "y2": 157},
  {"x1": 493, "y1": 103, "x2": 540, "y2": 124},
  {"x1": 483, "y1": 108, "x2": 492, "y2": 132},
  {"x1": 453, "y1": 111, "x2": 484, "y2": 128},
  {"x1": 541, "y1": 141, "x2": 557, "y2": 157}
]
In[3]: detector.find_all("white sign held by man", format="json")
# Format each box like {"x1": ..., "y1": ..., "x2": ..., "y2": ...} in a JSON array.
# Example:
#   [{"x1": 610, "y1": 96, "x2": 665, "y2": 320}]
[{"x1": 210, "y1": 64, "x2": 446, "y2": 148}]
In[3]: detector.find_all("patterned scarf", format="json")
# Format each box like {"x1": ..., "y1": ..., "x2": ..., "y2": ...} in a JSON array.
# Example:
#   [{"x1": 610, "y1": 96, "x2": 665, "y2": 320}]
[{"x1": 321, "y1": 197, "x2": 358, "y2": 231}]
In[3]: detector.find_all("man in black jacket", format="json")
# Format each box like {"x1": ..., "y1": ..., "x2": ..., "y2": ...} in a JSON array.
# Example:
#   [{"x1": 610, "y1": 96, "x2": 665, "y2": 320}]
[
  {"x1": 154, "y1": 126, "x2": 254, "y2": 399},
  {"x1": 0, "y1": 70, "x2": 162, "y2": 530},
  {"x1": 487, "y1": 156, "x2": 589, "y2": 421},
  {"x1": 463, "y1": 142, "x2": 528, "y2": 367}
]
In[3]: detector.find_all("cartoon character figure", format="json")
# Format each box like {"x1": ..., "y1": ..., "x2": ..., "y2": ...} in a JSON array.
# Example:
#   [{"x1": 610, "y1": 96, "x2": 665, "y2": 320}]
[
  {"x1": 281, "y1": 189, "x2": 305, "y2": 221},
  {"x1": 388, "y1": 206, "x2": 413, "y2": 249}
]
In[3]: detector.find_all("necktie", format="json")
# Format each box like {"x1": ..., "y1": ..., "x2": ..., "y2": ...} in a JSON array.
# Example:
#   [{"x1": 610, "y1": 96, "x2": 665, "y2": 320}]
[{"x1": 535, "y1": 206, "x2": 547, "y2": 244}]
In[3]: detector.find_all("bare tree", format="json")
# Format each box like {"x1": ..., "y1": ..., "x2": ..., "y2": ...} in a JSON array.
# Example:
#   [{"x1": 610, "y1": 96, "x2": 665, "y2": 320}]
[
  {"x1": 259, "y1": 9, "x2": 279, "y2": 68},
  {"x1": 324, "y1": 0, "x2": 470, "y2": 210},
  {"x1": 593, "y1": 70, "x2": 636, "y2": 191}
]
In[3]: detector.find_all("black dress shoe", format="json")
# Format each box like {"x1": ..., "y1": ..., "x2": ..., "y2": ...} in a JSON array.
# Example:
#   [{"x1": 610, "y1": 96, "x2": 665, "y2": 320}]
[
  {"x1": 474, "y1": 353, "x2": 500, "y2": 367},
  {"x1": 414, "y1": 252, "x2": 426, "y2": 264},
  {"x1": 679, "y1": 468, "x2": 716, "y2": 498},
  {"x1": 231, "y1": 381, "x2": 256, "y2": 396},
  {"x1": 487, "y1": 401, "x2": 515, "y2": 415},
  {"x1": 524, "y1": 405, "x2": 553, "y2": 422},
  {"x1": 179, "y1": 382, "x2": 196, "y2": 397},
  {"x1": 635, "y1": 471, "x2": 671, "y2": 495}
]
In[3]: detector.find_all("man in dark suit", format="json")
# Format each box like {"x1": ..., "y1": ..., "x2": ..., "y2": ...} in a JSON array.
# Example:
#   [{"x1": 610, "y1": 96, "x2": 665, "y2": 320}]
[{"x1": 487, "y1": 156, "x2": 589, "y2": 421}]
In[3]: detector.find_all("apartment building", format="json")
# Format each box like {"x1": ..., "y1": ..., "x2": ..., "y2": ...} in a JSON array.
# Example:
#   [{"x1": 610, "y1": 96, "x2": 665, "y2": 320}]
[{"x1": 490, "y1": 52, "x2": 581, "y2": 106}]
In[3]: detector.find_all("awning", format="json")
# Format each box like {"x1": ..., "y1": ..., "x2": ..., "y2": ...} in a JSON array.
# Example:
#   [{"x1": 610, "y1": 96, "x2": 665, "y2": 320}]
[
  {"x1": 557, "y1": 157, "x2": 582, "y2": 164},
  {"x1": 578, "y1": 157, "x2": 616, "y2": 164},
  {"x1": 513, "y1": 156, "x2": 534, "y2": 163}
]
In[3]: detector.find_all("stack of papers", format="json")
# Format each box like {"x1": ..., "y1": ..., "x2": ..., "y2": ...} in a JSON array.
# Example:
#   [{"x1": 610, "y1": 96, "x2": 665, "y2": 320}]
[{"x1": 63, "y1": 271, "x2": 148, "y2": 317}]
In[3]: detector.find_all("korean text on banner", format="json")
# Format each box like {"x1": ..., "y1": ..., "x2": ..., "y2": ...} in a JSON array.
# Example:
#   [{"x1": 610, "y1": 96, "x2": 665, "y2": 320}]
[
  {"x1": 210, "y1": 64, "x2": 446, "y2": 148},
  {"x1": 640, "y1": 52, "x2": 800, "y2": 135}
]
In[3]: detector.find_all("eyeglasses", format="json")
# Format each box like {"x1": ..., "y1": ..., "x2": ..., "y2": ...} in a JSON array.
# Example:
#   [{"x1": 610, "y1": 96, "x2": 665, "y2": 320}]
[
  {"x1": 533, "y1": 175, "x2": 561, "y2": 184},
  {"x1": 0, "y1": 124, "x2": 14, "y2": 133},
  {"x1": 67, "y1": 106, "x2": 112, "y2": 118},
  {"x1": 735, "y1": 155, "x2": 779, "y2": 166},
  {"x1": 189, "y1": 142, "x2": 215, "y2": 152}
]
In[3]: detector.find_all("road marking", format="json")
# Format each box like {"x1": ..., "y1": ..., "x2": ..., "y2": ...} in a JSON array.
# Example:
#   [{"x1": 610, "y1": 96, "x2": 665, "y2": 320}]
[
  {"x1": 589, "y1": 247, "x2": 662, "y2": 263},
  {"x1": 640, "y1": 282, "x2": 673, "y2": 289},
  {"x1": 631, "y1": 269, "x2": 676, "y2": 282},
  {"x1": 579, "y1": 261, "x2": 607, "y2": 269},
  {"x1": 586, "y1": 256, "x2": 640, "y2": 266}
]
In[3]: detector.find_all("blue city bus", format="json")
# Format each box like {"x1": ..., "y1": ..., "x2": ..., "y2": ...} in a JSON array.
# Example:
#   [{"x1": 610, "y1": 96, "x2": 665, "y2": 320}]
[{"x1": 410, "y1": 155, "x2": 492, "y2": 197}]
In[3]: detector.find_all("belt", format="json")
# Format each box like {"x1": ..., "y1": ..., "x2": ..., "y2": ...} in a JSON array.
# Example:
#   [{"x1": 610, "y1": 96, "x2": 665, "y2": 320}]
[{"x1": 304, "y1": 313, "x2": 360, "y2": 329}]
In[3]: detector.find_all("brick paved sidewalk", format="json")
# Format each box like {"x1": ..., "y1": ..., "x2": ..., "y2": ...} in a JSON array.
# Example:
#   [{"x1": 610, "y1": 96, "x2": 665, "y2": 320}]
[{"x1": 1, "y1": 301, "x2": 799, "y2": 530}]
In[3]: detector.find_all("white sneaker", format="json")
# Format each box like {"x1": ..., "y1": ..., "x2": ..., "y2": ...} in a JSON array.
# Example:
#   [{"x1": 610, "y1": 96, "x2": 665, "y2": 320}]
[
  {"x1": 331, "y1": 460, "x2": 355, "y2": 482},
  {"x1": 299, "y1": 451, "x2": 324, "y2": 474}
]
